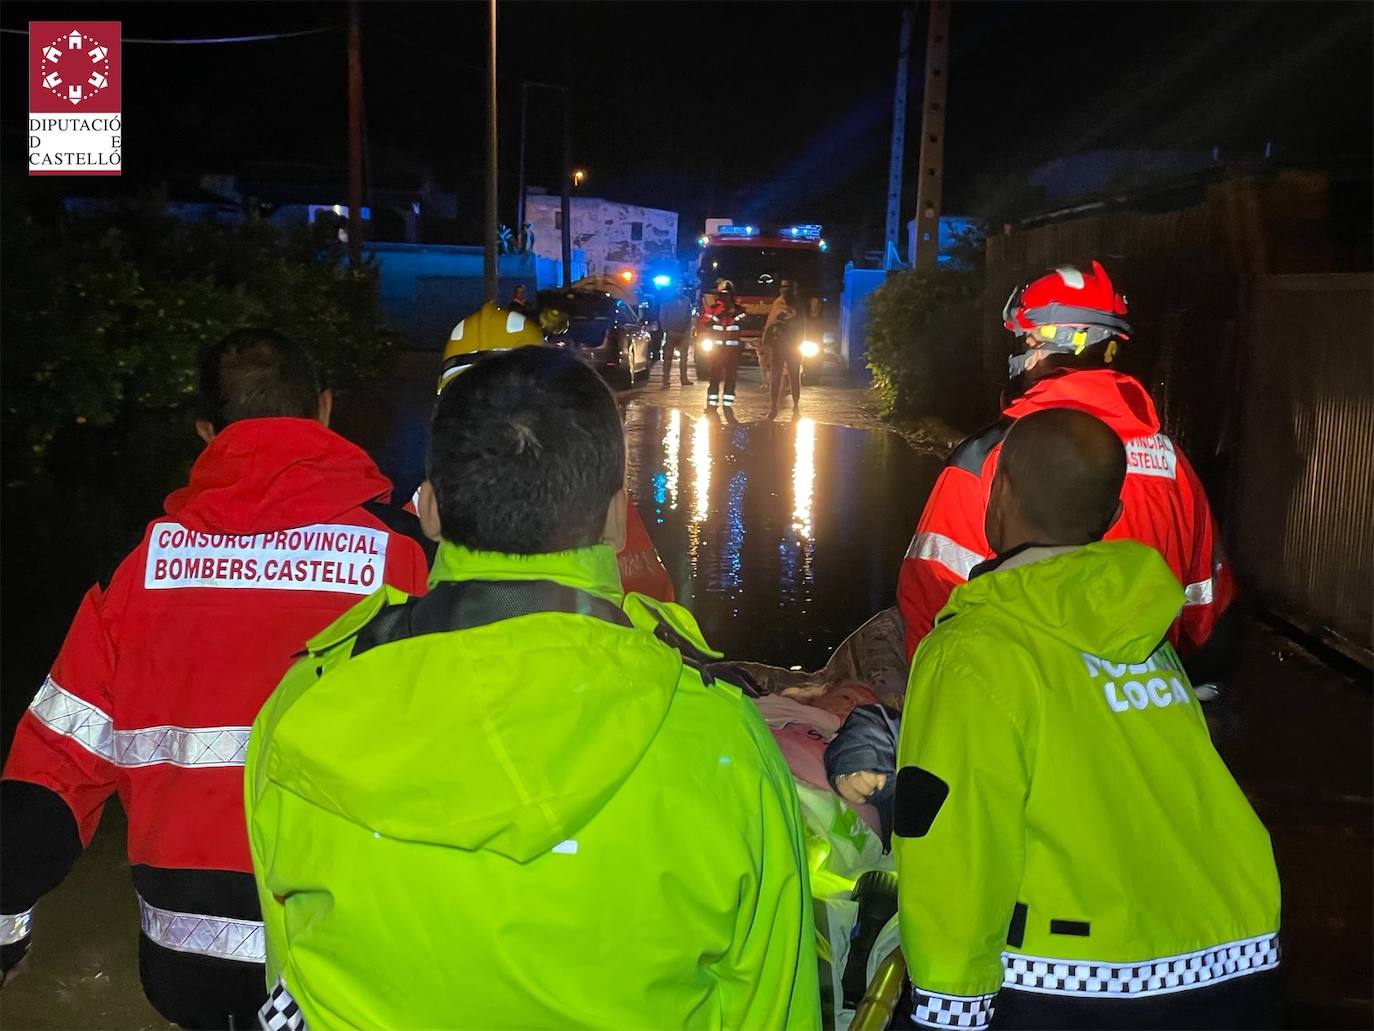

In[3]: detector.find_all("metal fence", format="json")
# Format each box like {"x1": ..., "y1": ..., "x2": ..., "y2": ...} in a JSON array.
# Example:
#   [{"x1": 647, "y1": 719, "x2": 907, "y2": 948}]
[{"x1": 1230, "y1": 274, "x2": 1373, "y2": 660}]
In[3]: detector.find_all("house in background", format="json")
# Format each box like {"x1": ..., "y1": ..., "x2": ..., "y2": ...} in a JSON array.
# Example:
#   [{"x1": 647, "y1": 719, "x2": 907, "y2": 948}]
[{"x1": 525, "y1": 194, "x2": 678, "y2": 281}]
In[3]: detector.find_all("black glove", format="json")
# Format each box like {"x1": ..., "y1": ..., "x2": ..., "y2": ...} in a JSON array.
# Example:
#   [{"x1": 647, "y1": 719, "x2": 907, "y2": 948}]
[{"x1": 824, "y1": 704, "x2": 902, "y2": 846}]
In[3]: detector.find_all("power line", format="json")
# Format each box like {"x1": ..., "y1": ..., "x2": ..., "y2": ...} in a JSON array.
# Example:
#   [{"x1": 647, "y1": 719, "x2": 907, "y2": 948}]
[{"x1": 0, "y1": 25, "x2": 339, "y2": 45}]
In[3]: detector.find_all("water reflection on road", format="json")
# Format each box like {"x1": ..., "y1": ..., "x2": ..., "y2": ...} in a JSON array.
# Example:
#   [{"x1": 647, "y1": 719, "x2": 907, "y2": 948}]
[{"x1": 623, "y1": 401, "x2": 941, "y2": 669}]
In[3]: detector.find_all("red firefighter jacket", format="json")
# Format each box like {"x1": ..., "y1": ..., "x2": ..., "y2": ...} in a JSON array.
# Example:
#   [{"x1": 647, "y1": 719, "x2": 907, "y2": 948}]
[
  {"x1": 619, "y1": 505, "x2": 676, "y2": 603},
  {"x1": 704, "y1": 299, "x2": 748, "y2": 345},
  {"x1": 0, "y1": 418, "x2": 430, "y2": 1023},
  {"x1": 897, "y1": 369, "x2": 1235, "y2": 660}
]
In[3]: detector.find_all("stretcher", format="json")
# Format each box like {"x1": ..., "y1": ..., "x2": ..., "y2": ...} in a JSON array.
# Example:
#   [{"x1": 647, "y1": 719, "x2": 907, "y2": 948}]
[{"x1": 742, "y1": 608, "x2": 913, "y2": 1030}]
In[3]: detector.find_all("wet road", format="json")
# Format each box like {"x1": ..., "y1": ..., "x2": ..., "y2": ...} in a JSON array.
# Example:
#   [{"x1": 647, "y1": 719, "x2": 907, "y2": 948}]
[
  {"x1": 621, "y1": 396, "x2": 938, "y2": 668},
  {"x1": 1, "y1": 353, "x2": 1369, "y2": 1028}
]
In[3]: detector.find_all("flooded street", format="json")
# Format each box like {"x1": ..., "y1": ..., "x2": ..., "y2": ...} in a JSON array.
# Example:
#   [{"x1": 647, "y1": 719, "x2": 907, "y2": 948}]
[
  {"x1": 621, "y1": 398, "x2": 939, "y2": 668},
  {"x1": 1, "y1": 354, "x2": 1369, "y2": 1028}
]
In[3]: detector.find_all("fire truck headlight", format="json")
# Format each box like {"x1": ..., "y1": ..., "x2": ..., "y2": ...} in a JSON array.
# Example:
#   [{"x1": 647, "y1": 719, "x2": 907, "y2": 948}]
[
  {"x1": 700, "y1": 338, "x2": 715, "y2": 352},
  {"x1": 800, "y1": 340, "x2": 820, "y2": 358}
]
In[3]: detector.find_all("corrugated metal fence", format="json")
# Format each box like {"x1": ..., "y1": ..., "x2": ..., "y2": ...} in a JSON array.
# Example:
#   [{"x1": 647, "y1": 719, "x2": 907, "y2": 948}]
[
  {"x1": 1231, "y1": 275, "x2": 1373, "y2": 658},
  {"x1": 983, "y1": 175, "x2": 1373, "y2": 661}
]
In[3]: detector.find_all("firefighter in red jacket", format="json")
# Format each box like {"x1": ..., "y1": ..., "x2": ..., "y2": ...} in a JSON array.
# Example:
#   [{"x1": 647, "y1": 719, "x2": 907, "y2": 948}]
[
  {"x1": 897, "y1": 261, "x2": 1236, "y2": 662},
  {"x1": 702, "y1": 279, "x2": 748, "y2": 413},
  {"x1": 0, "y1": 330, "x2": 430, "y2": 1028}
]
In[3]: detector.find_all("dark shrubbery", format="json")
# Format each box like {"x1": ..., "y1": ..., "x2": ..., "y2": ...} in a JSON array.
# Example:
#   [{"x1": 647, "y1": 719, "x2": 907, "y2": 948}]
[
  {"x1": 863, "y1": 262, "x2": 987, "y2": 428},
  {"x1": 2, "y1": 209, "x2": 396, "y2": 479}
]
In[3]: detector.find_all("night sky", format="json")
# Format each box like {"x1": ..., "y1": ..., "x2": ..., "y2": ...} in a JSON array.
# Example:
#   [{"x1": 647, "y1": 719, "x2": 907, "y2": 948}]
[{"x1": 3, "y1": 1, "x2": 1371, "y2": 254}]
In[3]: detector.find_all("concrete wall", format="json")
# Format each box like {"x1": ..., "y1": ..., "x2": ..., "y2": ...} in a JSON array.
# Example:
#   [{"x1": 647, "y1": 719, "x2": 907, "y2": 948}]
[
  {"x1": 367, "y1": 243, "x2": 536, "y2": 351},
  {"x1": 839, "y1": 266, "x2": 887, "y2": 381}
]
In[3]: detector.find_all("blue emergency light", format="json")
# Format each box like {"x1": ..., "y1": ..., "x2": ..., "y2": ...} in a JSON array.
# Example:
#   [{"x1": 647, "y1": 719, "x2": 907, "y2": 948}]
[
  {"x1": 717, "y1": 225, "x2": 758, "y2": 238},
  {"x1": 782, "y1": 224, "x2": 823, "y2": 241},
  {"x1": 652, "y1": 274, "x2": 672, "y2": 288}
]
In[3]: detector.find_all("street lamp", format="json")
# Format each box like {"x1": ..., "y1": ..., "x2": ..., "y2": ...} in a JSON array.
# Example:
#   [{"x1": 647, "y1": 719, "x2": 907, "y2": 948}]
[{"x1": 572, "y1": 168, "x2": 587, "y2": 188}]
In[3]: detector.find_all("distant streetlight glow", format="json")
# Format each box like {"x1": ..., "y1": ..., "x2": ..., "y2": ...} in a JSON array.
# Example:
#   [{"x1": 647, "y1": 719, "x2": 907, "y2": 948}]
[{"x1": 572, "y1": 168, "x2": 587, "y2": 187}]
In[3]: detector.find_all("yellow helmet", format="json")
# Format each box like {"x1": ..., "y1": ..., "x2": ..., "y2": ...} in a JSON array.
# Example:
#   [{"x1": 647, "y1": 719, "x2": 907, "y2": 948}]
[{"x1": 437, "y1": 301, "x2": 545, "y2": 394}]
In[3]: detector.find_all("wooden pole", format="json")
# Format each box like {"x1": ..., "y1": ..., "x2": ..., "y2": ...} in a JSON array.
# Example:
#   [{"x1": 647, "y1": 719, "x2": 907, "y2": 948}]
[
  {"x1": 884, "y1": 5, "x2": 914, "y2": 270},
  {"x1": 561, "y1": 87, "x2": 573, "y2": 288},
  {"x1": 346, "y1": 0, "x2": 364, "y2": 269},
  {"x1": 484, "y1": 0, "x2": 499, "y2": 303},
  {"x1": 913, "y1": 0, "x2": 950, "y2": 270},
  {"x1": 516, "y1": 81, "x2": 529, "y2": 248}
]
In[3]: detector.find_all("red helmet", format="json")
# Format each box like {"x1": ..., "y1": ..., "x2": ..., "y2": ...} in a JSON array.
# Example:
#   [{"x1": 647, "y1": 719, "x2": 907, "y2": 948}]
[{"x1": 1002, "y1": 261, "x2": 1132, "y2": 354}]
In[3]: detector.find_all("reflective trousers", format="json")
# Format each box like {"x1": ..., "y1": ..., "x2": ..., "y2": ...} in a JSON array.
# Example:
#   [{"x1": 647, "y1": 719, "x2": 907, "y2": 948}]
[{"x1": 707, "y1": 344, "x2": 741, "y2": 408}]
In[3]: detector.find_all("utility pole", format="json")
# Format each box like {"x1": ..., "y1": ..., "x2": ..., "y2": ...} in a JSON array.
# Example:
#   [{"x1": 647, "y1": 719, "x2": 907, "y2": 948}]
[
  {"x1": 516, "y1": 81, "x2": 528, "y2": 247},
  {"x1": 346, "y1": 0, "x2": 364, "y2": 269},
  {"x1": 561, "y1": 87, "x2": 573, "y2": 288},
  {"x1": 913, "y1": 0, "x2": 950, "y2": 271},
  {"x1": 883, "y1": 5, "x2": 914, "y2": 271},
  {"x1": 484, "y1": 0, "x2": 499, "y2": 303}
]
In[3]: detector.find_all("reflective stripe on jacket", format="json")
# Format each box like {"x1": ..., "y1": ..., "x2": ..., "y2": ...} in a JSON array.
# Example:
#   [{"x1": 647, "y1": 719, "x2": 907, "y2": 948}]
[
  {"x1": 0, "y1": 419, "x2": 430, "y2": 1015},
  {"x1": 897, "y1": 369, "x2": 1235, "y2": 660},
  {"x1": 894, "y1": 542, "x2": 1280, "y2": 1030}
]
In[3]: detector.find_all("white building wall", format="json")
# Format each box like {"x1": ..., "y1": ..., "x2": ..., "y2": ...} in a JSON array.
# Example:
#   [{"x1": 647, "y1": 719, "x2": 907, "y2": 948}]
[{"x1": 527, "y1": 196, "x2": 678, "y2": 277}]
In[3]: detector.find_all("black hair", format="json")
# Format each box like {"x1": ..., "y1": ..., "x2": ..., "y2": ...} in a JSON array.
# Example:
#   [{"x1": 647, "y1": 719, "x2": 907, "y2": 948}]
[
  {"x1": 196, "y1": 329, "x2": 321, "y2": 431},
  {"x1": 999, "y1": 408, "x2": 1126, "y2": 544},
  {"x1": 427, "y1": 347, "x2": 625, "y2": 553}
]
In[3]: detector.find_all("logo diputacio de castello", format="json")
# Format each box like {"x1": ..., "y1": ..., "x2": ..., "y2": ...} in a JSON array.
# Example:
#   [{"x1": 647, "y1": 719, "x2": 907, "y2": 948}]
[{"x1": 29, "y1": 21, "x2": 122, "y2": 176}]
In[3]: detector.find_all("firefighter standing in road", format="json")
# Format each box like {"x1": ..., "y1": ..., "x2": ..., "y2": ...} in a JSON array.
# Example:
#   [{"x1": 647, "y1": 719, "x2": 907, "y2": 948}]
[
  {"x1": 894, "y1": 410, "x2": 1280, "y2": 1030},
  {"x1": 246, "y1": 347, "x2": 819, "y2": 1029},
  {"x1": 703, "y1": 279, "x2": 747, "y2": 413},
  {"x1": 0, "y1": 331, "x2": 430, "y2": 1028},
  {"x1": 896, "y1": 261, "x2": 1236, "y2": 663}
]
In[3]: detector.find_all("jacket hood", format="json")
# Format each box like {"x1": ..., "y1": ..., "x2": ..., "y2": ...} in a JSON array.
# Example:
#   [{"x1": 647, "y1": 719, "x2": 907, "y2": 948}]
[
  {"x1": 164, "y1": 418, "x2": 392, "y2": 534},
  {"x1": 266, "y1": 543, "x2": 685, "y2": 863},
  {"x1": 937, "y1": 541, "x2": 1183, "y2": 662},
  {"x1": 1004, "y1": 369, "x2": 1160, "y2": 440}
]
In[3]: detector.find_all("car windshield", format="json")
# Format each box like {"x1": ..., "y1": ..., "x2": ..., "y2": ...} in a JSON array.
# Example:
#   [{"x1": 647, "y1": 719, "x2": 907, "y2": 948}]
[
  {"x1": 537, "y1": 290, "x2": 618, "y2": 347},
  {"x1": 698, "y1": 246, "x2": 821, "y2": 298},
  {"x1": 536, "y1": 290, "x2": 617, "y2": 320}
]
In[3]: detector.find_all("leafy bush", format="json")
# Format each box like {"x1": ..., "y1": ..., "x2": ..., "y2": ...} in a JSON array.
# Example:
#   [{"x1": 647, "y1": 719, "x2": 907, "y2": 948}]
[
  {"x1": 2, "y1": 209, "x2": 396, "y2": 479},
  {"x1": 864, "y1": 263, "x2": 985, "y2": 424}
]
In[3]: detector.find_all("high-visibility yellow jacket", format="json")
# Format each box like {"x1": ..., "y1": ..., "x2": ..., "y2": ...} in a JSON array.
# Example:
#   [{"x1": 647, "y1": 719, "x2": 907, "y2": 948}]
[
  {"x1": 246, "y1": 542, "x2": 820, "y2": 1030},
  {"x1": 894, "y1": 542, "x2": 1280, "y2": 1030}
]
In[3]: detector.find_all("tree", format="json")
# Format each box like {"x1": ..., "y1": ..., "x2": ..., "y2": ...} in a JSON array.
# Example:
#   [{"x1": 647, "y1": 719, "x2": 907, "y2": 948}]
[{"x1": 1, "y1": 210, "x2": 396, "y2": 479}]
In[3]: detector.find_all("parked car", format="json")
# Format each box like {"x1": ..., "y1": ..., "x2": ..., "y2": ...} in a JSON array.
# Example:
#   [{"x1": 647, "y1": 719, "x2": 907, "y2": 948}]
[{"x1": 538, "y1": 288, "x2": 653, "y2": 389}]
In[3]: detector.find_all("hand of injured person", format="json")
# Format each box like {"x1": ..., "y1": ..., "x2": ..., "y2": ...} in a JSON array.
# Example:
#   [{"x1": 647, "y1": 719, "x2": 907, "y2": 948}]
[{"x1": 835, "y1": 770, "x2": 888, "y2": 805}]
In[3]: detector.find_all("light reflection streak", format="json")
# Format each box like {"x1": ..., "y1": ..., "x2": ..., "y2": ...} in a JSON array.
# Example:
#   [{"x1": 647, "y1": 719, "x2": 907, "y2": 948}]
[
  {"x1": 792, "y1": 418, "x2": 816, "y2": 539},
  {"x1": 691, "y1": 414, "x2": 712, "y2": 524},
  {"x1": 663, "y1": 409, "x2": 681, "y2": 510},
  {"x1": 723, "y1": 470, "x2": 746, "y2": 590}
]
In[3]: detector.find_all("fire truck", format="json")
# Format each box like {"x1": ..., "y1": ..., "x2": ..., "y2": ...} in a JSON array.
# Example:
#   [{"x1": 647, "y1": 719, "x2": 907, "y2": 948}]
[{"x1": 692, "y1": 221, "x2": 828, "y2": 378}]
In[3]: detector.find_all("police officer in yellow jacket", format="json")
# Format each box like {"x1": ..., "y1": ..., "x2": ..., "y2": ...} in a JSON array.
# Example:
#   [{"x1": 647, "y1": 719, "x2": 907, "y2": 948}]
[
  {"x1": 246, "y1": 347, "x2": 820, "y2": 1030},
  {"x1": 895, "y1": 410, "x2": 1280, "y2": 1030}
]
